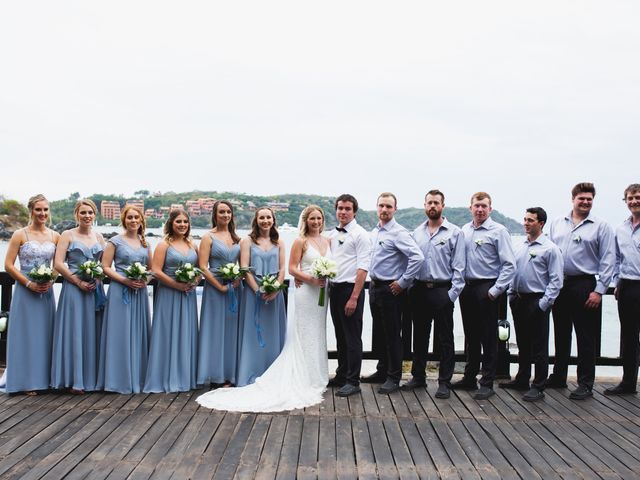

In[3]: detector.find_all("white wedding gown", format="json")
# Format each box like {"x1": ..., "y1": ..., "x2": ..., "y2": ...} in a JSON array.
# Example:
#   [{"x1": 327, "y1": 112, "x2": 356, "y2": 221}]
[{"x1": 196, "y1": 245, "x2": 329, "y2": 412}]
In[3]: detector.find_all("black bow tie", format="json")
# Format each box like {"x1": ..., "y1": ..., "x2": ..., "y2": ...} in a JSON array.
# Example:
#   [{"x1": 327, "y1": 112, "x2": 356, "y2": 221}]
[{"x1": 335, "y1": 226, "x2": 347, "y2": 233}]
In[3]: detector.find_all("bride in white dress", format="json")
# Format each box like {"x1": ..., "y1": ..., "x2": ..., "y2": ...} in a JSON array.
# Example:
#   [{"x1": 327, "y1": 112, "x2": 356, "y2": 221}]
[{"x1": 196, "y1": 205, "x2": 331, "y2": 412}]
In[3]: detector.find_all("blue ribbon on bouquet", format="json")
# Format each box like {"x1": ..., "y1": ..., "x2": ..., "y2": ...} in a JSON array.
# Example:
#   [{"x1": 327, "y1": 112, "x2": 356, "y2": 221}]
[
  {"x1": 253, "y1": 291, "x2": 266, "y2": 348},
  {"x1": 227, "y1": 284, "x2": 238, "y2": 313},
  {"x1": 94, "y1": 281, "x2": 107, "y2": 311}
]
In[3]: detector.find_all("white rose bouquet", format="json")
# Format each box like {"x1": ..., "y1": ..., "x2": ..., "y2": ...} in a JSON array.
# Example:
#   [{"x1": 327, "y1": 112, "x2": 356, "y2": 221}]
[
  {"x1": 28, "y1": 264, "x2": 57, "y2": 283},
  {"x1": 77, "y1": 260, "x2": 105, "y2": 281},
  {"x1": 123, "y1": 262, "x2": 150, "y2": 280},
  {"x1": 174, "y1": 262, "x2": 203, "y2": 284},
  {"x1": 216, "y1": 262, "x2": 250, "y2": 282},
  {"x1": 258, "y1": 274, "x2": 287, "y2": 294},
  {"x1": 311, "y1": 257, "x2": 338, "y2": 306}
]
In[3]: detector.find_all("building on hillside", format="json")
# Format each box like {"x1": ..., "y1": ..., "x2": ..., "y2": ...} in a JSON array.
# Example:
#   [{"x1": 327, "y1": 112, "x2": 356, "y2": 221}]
[
  {"x1": 185, "y1": 200, "x2": 202, "y2": 217},
  {"x1": 144, "y1": 208, "x2": 156, "y2": 219},
  {"x1": 246, "y1": 201, "x2": 257, "y2": 211},
  {"x1": 126, "y1": 199, "x2": 144, "y2": 211},
  {"x1": 170, "y1": 203, "x2": 184, "y2": 212},
  {"x1": 101, "y1": 201, "x2": 121, "y2": 220},
  {"x1": 266, "y1": 201, "x2": 290, "y2": 212}
]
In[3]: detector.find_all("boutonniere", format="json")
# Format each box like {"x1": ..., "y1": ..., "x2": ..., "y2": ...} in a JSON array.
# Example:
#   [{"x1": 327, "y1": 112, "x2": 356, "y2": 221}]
[
  {"x1": 338, "y1": 235, "x2": 345, "y2": 246},
  {"x1": 572, "y1": 234, "x2": 582, "y2": 243},
  {"x1": 437, "y1": 237, "x2": 448, "y2": 246},
  {"x1": 528, "y1": 250, "x2": 537, "y2": 260},
  {"x1": 474, "y1": 238, "x2": 484, "y2": 248},
  {"x1": 378, "y1": 240, "x2": 385, "y2": 246}
]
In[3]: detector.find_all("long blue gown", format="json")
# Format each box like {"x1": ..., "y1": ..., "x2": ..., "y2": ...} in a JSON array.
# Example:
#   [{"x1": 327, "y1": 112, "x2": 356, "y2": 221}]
[
  {"x1": 235, "y1": 244, "x2": 286, "y2": 387},
  {"x1": 143, "y1": 246, "x2": 199, "y2": 393},
  {"x1": 50, "y1": 238, "x2": 105, "y2": 391},
  {"x1": 3, "y1": 237, "x2": 56, "y2": 393},
  {"x1": 97, "y1": 235, "x2": 151, "y2": 394},
  {"x1": 197, "y1": 236, "x2": 243, "y2": 385}
]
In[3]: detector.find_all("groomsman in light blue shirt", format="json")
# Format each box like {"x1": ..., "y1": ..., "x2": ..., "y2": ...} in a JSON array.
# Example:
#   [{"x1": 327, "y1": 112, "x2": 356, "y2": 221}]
[
  {"x1": 547, "y1": 182, "x2": 615, "y2": 400},
  {"x1": 403, "y1": 189, "x2": 466, "y2": 400},
  {"x1": 502, "y1": 207, "x2": 563, "y2": 402},
  {"x1": 368, "y1": 192, "x2": 424, "y2": 394},
  {"x1": 452, "y1": 192, "x2": 516, "y2": 400},
  {"x1": 606, "y1": 184, "x2": 640, "y2": 396}
]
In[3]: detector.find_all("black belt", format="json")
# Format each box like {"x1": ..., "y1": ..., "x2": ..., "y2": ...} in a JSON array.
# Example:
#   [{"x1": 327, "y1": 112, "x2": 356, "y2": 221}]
[
  {"x1": 465, "y1": 278, "x2": 496, "y2": 286},
  {"x1": 619, "y1": 279, "x2": 640, "y2": 285},
  {"x1": 331, "y1": 281, "x2": 354, "y2": 286},
  {"x1": 414, "y1": 280, "x2": 452, "y2": 289},
  {"x1": 370, "y1": 278, "x2": 393, "y2": 285},
  {"x1": 515, "y1": 292, "x2": 544, "y2": 298},
  {"x1": 564, "y1": 274, "x2": 595, "y2": 281}
]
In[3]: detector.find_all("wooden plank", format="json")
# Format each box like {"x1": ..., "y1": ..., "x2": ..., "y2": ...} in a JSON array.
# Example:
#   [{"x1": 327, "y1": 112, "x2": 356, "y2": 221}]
[
  {"x1": 346, "y1": 388, "x2": 365, "y2": 417},
  {"x1": 444, "y1": 420, "x2": 501, "y2": 480},
  {"x1": 297, "y1": 415, "x2": 319, "y2": 479},
  {"x1": 233, "y1": 415, "x2": 271, "y2": 479},
  {"x1": 429, "y1": 417, "x2": 479, "y2": 480},
  {"x1": 212, "y1": 414, "x2": 257, "y2": 480},
  {"x1": 396, "y1": 417, "x2": 439, "y2": 480},
  {"x1": 460, "y1": 419, "x2": 518, "y2": 480},
  {"x1": 317, "y1": 416, "x2": 338, "y2": 480},
  {"x1": 413, "y1": 418, "x2": 458, "y2": 480},
  {"x1": 359, "y1": 384, "x2": 381, "y2": 418},
  {"x1": 254, "y1": 415, "x2": 287, "y2": 480},
  {"x1": 351, "y1": 416, "x2": 377, "y2": 480},
  {"x1": 189, "y1": 412, "x2": 241, "y2": 480},
  {"x1": 335, "y1": 416, "x2": 357, "y2": 480},
  {"x1": 275, "y1": 415, "x2": 304, "y2": 480},
  {"x1": 0, "y1": 393, "x2": 69, "y2": 439},
  {"x1": 382, "y1": 417, "x2": 419, "y2": 480}
]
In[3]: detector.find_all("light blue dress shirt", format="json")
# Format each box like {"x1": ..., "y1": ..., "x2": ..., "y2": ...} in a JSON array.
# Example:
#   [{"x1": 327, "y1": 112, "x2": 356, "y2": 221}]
[
  {"x1": 548, "y1": 212, "x2": 615, "y2": 294},
  {"x1": 369, "y1": 218, "x2": 424, "y2": 290},
  {"x1": 461, "y1": 216, "x2": 516, "y2": 298},
  {"x1": 613, "y1": 217, "x2": 640, "y2": 284},
  {"x1": 411, "y1": 218, "x2": 466, "y2": 303},
  {"x1": 508, "y1": 234, "x2": 564, "y2": 311}
]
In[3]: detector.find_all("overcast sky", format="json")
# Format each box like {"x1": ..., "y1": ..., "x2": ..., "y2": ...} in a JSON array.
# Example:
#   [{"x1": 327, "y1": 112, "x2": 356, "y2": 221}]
[{"x1": 1, "y1": 1, "x2": 638, "y2": 226}]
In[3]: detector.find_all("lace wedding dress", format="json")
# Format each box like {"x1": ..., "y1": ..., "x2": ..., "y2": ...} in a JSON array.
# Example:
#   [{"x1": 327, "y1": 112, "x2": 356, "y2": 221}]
[{"x1": 196, "y1": 245, "x2": 329, "y2": 412}]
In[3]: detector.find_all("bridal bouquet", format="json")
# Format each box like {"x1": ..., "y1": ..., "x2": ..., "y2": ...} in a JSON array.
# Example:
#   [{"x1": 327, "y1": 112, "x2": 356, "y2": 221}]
[
  {"x1": 311, "y1": 257, "x2": 338, "y2": 306},
  {"x1": 28, "y1": 264, "x2": 57, "y2": 283},
  {"x1": 258, "y1": 274, "x2": 287, "y2": 294},
  {"x1": 77, "y1": 260, "x2": 105, "y2": 281},
  {"x1": 216, "y1": 262, "x2": 250, "y2": 282},
  {"x1": 123, "y1": 262, "x2": 150, "y2": 280},
  {"x1": 175, "y1": 263, "x2": 203, "y2": 284}
]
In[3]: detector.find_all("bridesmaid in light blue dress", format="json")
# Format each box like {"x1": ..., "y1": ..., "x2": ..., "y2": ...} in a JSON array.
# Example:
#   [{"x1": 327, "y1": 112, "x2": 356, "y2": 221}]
[
  {"x1": 1, "y1": 194, "x2": 59, "y2": 394},
  {"x1": 236, "y1": 207, "x2": 287, "y2": 387},
  {"x1": 51, "y1": 199, "x2": 106, "y2": 393},
  {"x1": 197, "y1": 201, "x2": 243, "y2": 387},
  {"x1": 144, "y1": 209, "x2": 200, "y2": 393},
  {"x1": 97, "y1": 205, "x2": 152, "y2": 394}
]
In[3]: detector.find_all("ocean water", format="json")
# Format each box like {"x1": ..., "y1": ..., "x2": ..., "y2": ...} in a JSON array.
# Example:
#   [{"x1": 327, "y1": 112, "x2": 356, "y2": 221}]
[{"x1": 0, "y1": 227, "x2": 623, "y2": 378}]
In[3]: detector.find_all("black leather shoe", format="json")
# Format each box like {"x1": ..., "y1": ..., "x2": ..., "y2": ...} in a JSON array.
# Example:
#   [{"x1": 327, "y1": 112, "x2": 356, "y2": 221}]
[
  {"x1": 435, "y1": 384, "x2": 450, "y2": 399},
  {"x1": 569, "y1": 385, "x2": 593, "y2": 400},
  {"x1": 361, "y1": 372, "x2": 386, "y2": 383},
  {"x1": 604, "y1": 384, "x2": 637, "y2": 396},
  {"x1": 523, "y1": 387, "x2": 545, "y2": 402},
  {"x1": 327, "y1": 378, "x2": 345, "y2": 388},
  {"x1": 473, "y1": 386, "x2": 495, "y2": 400},
  {"x1": 400, "y1": 378, "x2": 426, "y2": 391},
  {"x1": 335, "y1": 384, "x2": 361, "y2": 397},
  {"x1": 451, "y1": 377, "x2": 478, "y2": 391},
  {"x1": 378, "y1": 380, "x2": 399, "y2": 394},
  {"x1": 545, "y1": 376, "x2": 568, "y2": 389},
  {"x1": 499, "y1": 380, "x2": 530, "y2": 391}
]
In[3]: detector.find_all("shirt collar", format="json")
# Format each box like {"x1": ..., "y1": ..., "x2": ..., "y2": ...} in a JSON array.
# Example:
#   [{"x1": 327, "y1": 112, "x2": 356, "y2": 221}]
[
  {"x1": 376, "y1": 218, "x2": 397, "y2": 231},
  {"x1": 472, "y1": 216, "x2": 495, "y2": 230},
  {"x1": 342, "y1": 218, "x2": 358, "y2": 233}
]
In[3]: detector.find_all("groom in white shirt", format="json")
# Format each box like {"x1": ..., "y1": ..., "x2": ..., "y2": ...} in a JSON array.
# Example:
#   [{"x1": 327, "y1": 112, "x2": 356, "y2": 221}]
[{"x1": 326, "y1": 194, "x2": 372, "y2": 397}]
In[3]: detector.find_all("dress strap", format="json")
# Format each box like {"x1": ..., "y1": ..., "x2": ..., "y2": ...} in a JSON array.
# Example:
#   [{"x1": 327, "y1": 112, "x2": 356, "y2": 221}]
[{"x1": 23, "y1": 228, "x2": 30, "y2": 241}]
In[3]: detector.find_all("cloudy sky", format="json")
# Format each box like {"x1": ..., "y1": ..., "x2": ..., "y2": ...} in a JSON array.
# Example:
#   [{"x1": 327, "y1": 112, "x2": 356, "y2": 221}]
[{"x1": 1, "y1": 1, "x2": 638, "y2": 225}]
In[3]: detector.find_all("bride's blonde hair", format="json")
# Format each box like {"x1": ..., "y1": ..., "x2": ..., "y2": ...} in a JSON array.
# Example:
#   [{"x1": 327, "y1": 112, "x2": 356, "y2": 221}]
[{"x1": 299, "y1": 205, "x2": 325, "y2": 238}]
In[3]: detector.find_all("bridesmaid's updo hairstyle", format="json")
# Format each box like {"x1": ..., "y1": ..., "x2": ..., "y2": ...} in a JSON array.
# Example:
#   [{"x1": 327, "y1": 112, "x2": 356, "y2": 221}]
[
  {"x1": 212, "y1": 200, "x2": 240, "y2": 244},
  {"x1": 120, "y1": 204, "x2": 148, "y2": 248},
  {"x1": 299, "y1": 205, "x2": 324, "y2": 238},
  {"x1": 73, "y1": 199, "x2": 98, "y2": 223},
  {"x1": 164, "y1": 208, "x2": 193, "y2": 246},
  {"x1": 249, "y1": 207, "x2": 279, "y2": 246},
  {"x1": 27, "y1": 194, "x2": 49, "y2": 225}
]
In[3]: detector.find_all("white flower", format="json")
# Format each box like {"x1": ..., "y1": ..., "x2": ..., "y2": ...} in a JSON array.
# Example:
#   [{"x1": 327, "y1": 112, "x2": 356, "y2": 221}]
[
  {"x1": 184, "y1": 263, "x2": 192, "y2": 268},
  {"x1": 474, "y1": 239, "x2": 484, "y2": 247},
  {"x1": 572, "y1": 235, "x2": 581, "y2": 243},
  {"x1": 232, "y1": 264, "x2": 240, "y2": 275},
  {"x1": 529, "y1": 250, "x2": 537, "y2": 259}
]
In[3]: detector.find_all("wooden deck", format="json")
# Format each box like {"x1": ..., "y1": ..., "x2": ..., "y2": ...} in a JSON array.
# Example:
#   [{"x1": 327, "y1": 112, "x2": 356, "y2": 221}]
[{"x1": 1, "y1": 380, "x2": 640, "y2": 479}]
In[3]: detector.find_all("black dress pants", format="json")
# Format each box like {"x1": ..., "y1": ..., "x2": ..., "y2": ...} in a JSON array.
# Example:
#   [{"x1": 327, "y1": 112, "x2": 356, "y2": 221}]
[
  {"x1": 551, "y1": 275, "x2": 598, "y2": 389},
  {"x1": 330, "y1": 282, "x2": 365, "y2": 386},
  {"x1": 459, "y1": 280, "x2": 499, "y2": 388},
  {"x1": 409, "y1": 283, "x2": 455, "y2": 385},
  {"x1": 617, "y1": 279, "x2": 640, "y2": 389},
  {"x1": 369, "y1": 281, "x2": 405, "y2": 384},
  {"x1": 510, "y1": 293, "x2": 550, "y2": 390}
]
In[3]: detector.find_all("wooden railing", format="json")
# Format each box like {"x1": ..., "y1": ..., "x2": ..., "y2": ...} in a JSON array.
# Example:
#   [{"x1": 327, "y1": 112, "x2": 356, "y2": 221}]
[{"x1": 0, "y1": 272, "x2": 621, "y2": 378}]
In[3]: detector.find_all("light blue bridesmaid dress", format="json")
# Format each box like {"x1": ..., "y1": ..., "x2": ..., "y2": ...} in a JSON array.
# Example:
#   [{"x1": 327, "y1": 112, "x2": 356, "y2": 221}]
[
  {"x1": 3, "y1": 232, "x2": 56, "y2": 393},
  {"x1": 97, "y1": 235, "x2": 151, "y2": 394},
  {"x1": 197, "y1": 236, "x2": 243, "y2": 385},
  {"x1": 235, "y1": 243, "x2": 286, "y2": 387},
  {"x1": 50, "y1": 235, "x2": 105, "y2": 391},
  {"x1": 143, "y1": 245, "x2": 199, "y2": 393}
]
